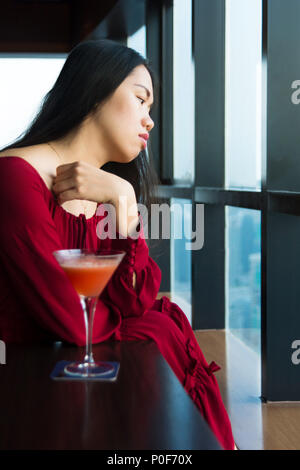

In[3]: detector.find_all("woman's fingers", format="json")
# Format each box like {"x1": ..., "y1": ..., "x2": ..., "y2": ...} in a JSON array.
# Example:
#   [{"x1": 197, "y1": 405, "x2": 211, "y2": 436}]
[
  {"x1": 54, "y1": 162, "x2": 86, "y2": 196},
  {"x1": 57, "y1": 188, "x2": 82, "y2": 203},
  {"x1": 52, "y1": 177, "x2": 76, "y2": 195},
  {"x1": 56, "y1": 162, "x2": 78, "y2": 176},
  {"x1": 55, "y1": 166, "x2": 78, "y2": 182}
]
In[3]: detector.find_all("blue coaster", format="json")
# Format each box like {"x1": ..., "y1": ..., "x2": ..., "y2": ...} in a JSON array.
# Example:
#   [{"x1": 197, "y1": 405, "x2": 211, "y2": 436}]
[{"x1": 50, "y1": 360, "x2": 120, "y2": 382}]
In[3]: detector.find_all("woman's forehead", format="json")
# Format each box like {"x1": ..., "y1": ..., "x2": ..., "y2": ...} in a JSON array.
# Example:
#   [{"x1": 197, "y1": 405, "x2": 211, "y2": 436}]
[{"x1": 126, "y1": 66, "x2": 153, "y2": 96}]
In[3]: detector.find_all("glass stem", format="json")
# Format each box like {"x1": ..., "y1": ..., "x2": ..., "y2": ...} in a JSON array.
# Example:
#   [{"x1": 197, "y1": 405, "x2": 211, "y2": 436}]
[{"x1": 80, "y1": 295, "x2": 98, "y2": 365}]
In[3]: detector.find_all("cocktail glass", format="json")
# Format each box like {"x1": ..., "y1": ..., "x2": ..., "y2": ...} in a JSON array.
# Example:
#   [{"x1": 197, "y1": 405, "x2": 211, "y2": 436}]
[{"x1": 53, "y1": 249, "x2": 125, "y2": 378}]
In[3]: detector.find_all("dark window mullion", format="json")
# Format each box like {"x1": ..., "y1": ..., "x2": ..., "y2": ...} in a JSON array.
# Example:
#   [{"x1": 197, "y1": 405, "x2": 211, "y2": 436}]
[
  {"x1": 146, "y1": 0, "x2": 162, "y2": 177},
  {"x1": 193, "y1": 0, "x2": 225, "y2": 188},
  {"x1": 195, "y1": 187, "x2": 262, "y2": 209},
  {"x1": 261, "y1": 0, "x2": 268, "y2": 401},
  {"x1": 157, "y1": 185, "x2": 193, "y2": 199},
  {"x1": 161, "y1": 0, "x2": 174, "y2": 184},
  {"x1": 192, "y1": 0, "x2": 226, "y2": 329}
]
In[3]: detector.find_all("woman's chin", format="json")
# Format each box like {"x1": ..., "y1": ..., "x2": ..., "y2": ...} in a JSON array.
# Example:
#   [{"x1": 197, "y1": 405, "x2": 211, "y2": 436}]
[
  {"x1": 126, "y1": 150, "x2": 141, "y2": 162},
  {"x1": 111, "y1": 147, "x2": 141, "y2": 164}
]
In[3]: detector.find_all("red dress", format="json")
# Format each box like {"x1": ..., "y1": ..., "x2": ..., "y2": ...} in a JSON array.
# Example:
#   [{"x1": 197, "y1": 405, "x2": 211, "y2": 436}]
[{"x1": 0, "y1": 156, "x2": 235, "y2": 450}]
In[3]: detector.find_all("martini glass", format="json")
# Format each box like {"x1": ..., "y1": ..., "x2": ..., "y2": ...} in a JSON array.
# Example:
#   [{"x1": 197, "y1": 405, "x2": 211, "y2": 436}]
[{"x1": 53, "y1": 249, "x2": 125, "y2": 378}]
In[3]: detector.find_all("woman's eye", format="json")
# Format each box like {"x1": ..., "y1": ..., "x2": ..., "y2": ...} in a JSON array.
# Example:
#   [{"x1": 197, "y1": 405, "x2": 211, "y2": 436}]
[{"x1": 138, "y1": 97, "x2": 145, "y2": 105}]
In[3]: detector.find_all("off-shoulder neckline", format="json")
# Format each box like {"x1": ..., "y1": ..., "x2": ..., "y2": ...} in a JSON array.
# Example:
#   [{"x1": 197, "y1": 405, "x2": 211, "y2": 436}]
[{"x1": 0, "y1": 156, "x2": 101, "y2": 221}]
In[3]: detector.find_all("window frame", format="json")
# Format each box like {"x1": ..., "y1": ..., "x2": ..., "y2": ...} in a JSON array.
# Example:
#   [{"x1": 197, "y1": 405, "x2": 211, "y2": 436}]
[{"x1": 103, "y1": 0, "x2": 300, "y2": 401}]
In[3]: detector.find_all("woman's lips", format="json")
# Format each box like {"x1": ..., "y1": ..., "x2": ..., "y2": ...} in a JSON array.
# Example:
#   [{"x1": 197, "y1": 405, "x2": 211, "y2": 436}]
[{"x1": 139, "y1": 136, "x2": 147, "y2": 149}]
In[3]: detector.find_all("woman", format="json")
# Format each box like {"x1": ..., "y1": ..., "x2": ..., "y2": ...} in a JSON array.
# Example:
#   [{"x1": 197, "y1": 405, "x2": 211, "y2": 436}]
[{"x1": 0, "y1": 39, "x2": 236, "y2": 450}]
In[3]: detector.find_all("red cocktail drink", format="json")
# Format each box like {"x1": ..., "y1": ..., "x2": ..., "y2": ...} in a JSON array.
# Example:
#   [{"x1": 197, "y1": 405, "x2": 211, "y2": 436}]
[
  {"x1": 60, "y1": 259, "x2": 119, "y2": 297},
  {"x1": 53, "y1": 249, "x2": 125, "y2": 378}
]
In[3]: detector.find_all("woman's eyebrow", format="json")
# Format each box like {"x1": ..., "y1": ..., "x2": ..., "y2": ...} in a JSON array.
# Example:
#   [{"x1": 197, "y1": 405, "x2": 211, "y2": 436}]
[{"x1": 134, "y1": 83, "x2": 154, "y2": 106}]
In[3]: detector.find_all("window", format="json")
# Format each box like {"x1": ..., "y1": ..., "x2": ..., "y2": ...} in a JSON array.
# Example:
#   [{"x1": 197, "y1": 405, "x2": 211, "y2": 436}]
[
  {"x1": 127, "y1": 25, "x2": 147, "y2": 57},
  {"x1": 173, "y1": 0, "x2": 194, "y2": 183},
  {"x1": 0, "y1": 55, "x2": 66, "y2": 149},
  {"x1": 170, "y1": 198, "x2": 192, "y2": 324},
  {"x1": 226, "y1": 206, "x2": 261, "y2": 356},
  {"x1": 225, "y1": 0, "x2": 262, "y2": 189}
]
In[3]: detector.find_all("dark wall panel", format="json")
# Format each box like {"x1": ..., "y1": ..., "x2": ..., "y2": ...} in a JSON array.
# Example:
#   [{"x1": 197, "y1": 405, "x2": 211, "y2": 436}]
[
  {"x1": 192, "y1": 205, "x2": 225, "y2": 330},
  {"x1": 267, "y1": 0, "x2": 300, "y2": 191},
  {"x1": 266, "y1": 212, "x2": 300, "y2": 400},
  {"x1": 194, "y1": 0, "x2": 225, "y2": 188}
]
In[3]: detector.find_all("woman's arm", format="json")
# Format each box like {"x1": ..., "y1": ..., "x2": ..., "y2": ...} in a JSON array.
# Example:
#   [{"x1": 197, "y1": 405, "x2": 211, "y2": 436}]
[
  {"x1": 53, "y1": 160, "x2": 141, "y2": 238},
  {"x1": 0, "y1": 159, "x2": 121, "y2": 345},
  {"x1": 53, "y1": 160, "x2": 161, "y2": 311}
]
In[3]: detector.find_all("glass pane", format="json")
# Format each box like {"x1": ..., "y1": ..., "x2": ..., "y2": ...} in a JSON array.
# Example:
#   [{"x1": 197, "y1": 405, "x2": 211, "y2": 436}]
[
  {"x1": 173, "y1": 0, "x2": 195, "y2": 183},
  {"x1": 225, "y1": 0, "x2": 262, "y2": 189},
  {"x1": 226, "y1": 206, "x2": 261, "y2": 356},
  {"x1": 127, "y1": 25, "x2": 146, "y2": 58},
  {"x1": 170, "y1": 198, "x2": 192, "y2": 325},
  {"x1": 0, "y1": 55, "x2": 66, "y2": 149}
]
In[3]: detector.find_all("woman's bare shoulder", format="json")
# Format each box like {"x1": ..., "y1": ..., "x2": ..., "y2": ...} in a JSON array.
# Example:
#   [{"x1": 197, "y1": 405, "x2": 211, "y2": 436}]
[{"x1": 0, "y1": 145, "x2": 58, "y2": 190}]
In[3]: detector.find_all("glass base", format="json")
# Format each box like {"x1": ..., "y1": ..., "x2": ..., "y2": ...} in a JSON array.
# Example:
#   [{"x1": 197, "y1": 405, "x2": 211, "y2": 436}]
[{"x1": 64, "y1": 361, "x2": 115, "y2": 378}]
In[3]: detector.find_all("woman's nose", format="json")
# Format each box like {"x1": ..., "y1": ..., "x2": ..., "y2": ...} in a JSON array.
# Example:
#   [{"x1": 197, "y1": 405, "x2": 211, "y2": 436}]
[{"x1": 143, "y1": 114, "x2": 155, "y2": 132}]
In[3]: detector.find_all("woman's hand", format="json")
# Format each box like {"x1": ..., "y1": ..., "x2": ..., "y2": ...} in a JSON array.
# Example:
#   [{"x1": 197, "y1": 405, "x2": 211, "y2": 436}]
[
  {"x1": 52, "y1": 160, "x2": 140, "y2": 237},
  {"x1": 52, "y1": 160, "x2": 131, "y2": 205}
]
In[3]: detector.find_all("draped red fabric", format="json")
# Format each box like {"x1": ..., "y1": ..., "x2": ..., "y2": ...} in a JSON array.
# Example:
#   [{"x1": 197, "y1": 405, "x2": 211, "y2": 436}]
[{"x1": 0, "y1": 157, "x2": 235, "y2": 450}]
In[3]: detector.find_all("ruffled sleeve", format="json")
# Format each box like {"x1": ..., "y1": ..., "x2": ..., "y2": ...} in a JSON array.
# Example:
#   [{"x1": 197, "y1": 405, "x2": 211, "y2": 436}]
[
  {"x1": 97, "y1": 210, "x2": 162, "y2": 319},
  {"x1": 0, "y1": 158, "x2": 120, "y2": 346}
]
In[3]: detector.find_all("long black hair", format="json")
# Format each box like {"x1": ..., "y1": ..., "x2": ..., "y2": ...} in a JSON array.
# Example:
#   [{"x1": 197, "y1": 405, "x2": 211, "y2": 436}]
[{"x1": 1, "y1": 39, "x2": 161, "y2": 214}]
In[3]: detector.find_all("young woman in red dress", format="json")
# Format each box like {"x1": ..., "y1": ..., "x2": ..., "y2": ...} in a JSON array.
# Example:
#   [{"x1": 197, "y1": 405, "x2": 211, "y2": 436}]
[{"x1": 0, "y1": 39, "x2": 236, "y2": 450}]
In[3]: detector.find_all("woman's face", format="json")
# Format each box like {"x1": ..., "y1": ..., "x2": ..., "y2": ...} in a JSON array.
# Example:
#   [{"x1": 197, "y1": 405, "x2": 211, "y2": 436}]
[{"x1": 93, "y1": 65, "x2": 155, "y2": 163}]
